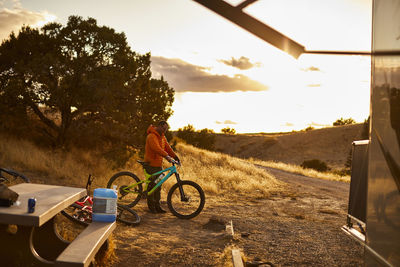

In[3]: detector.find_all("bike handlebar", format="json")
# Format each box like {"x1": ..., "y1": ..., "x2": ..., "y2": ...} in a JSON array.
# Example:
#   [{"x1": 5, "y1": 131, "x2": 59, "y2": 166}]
[
  {"x1": 0, "y1": 168, "x2": 19, "y2": 177},
  {"x1": 85, "y1": 174, "x2": 94, "y2": 191},
  {"x1": 171, "y1": 159, "x2": 181, "y2": 166},
  {"x1": 165, "y1": 155, "x2": 181, "y2": 166},
  {"x1": 0, "y1": 168, "x2": 30, "y2": 182}
]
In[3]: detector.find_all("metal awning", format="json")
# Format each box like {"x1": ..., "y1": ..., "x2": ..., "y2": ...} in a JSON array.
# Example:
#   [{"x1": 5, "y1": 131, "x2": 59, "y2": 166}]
[{"x1": 192, "y1": 0, "x2": 378, "y2": 58}]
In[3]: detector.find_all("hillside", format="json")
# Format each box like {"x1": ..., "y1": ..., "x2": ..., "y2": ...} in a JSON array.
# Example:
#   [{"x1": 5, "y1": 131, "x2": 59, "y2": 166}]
[{"x1": 214, "y1": 123, "x2": 366, "y2": 169}]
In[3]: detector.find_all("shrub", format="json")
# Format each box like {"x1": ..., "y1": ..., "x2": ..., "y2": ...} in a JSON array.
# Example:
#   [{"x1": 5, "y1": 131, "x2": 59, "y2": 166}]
[
  {"x1": 176, "y1": 124, "x2": 215, "y2": 150},
  {"x1": 221, "y1": 127, "x2": 236, "y2": 134},
  {"x1": 333, "y1": 117, "x2": 356, "y2": 126},
  {"x1": 300, "y1": 159, "x2": 330, "y2": 172},
  {"x1": 332, "y1": 168, "x2": 351, "y2": 176}
]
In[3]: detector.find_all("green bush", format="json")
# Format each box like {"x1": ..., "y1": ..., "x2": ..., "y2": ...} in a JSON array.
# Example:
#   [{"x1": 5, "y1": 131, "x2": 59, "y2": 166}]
[
  {"x1": 300, "y1": 159, "x2": 330, "y2": 172},
  {"x1": 332, "y1": 168, "x2": 351, "y2": 176},
  {"x1": 221, "y1": 127, "x2": 236, "y2": 134},
  {"x1": 176, "y1": 124, "x2": 215, "y2": 150},
  {"x1": 333, "y1": 117, "x2": 355, "y2": 126}
]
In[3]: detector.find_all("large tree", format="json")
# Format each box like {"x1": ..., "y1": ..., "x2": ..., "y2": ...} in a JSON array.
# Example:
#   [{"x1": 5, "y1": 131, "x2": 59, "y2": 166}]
[{"x1": 0, "y1": 16, "x2": 174, "y2": 163}]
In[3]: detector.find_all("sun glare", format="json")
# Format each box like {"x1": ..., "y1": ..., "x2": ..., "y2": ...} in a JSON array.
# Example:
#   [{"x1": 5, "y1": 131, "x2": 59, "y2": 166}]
[
  {"x1": 34, "y1": 13, "x2": 57, "y2": 28},
  {"x1": 169, "y1": 50, "x2": 370, "y2": 134}
]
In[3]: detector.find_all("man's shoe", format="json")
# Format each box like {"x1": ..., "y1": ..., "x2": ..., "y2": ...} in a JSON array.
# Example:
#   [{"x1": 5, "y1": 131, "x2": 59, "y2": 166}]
[
  {"x1": 148, "y1": 205, "x2": 157, "y2": 213},
  {"x1": 147, "y1": 200, "x2": 157, "y2": 213},
  {"x1": 155, "y1": 206, "x2": 167, "y2": 213}
]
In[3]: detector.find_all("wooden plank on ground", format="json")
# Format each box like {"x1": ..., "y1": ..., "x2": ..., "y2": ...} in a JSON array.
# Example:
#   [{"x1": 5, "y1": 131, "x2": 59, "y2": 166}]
[
  {"x1": 232, "y1": 249, "x2": 244, "y2": 267},
  {"x1": 226, "y1": 220, "x2": 234, "y2": 236}
]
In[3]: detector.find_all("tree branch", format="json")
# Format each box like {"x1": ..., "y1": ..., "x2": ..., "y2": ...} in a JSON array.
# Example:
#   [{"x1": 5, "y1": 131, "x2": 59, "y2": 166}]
[{"x1": 27, "y1": 98, "x2": 60, "y2": 132}]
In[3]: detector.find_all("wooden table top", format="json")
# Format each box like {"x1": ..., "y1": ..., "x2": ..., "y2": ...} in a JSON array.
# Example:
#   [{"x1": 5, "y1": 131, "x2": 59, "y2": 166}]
[{"x1": 0, "y1": 183, "x2": 86, "y2": 227}]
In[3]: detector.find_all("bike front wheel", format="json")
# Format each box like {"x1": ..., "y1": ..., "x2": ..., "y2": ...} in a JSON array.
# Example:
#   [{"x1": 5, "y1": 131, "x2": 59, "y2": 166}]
[
  {"x1": 117, "y1": 204, "x2": 141, "y2": 226},
  {"x1": 107, "y1": 172, "x2": 142, "y2": 207},
  {"x1": 167, "y1": 180, "x2": 205, "y2": 219}
]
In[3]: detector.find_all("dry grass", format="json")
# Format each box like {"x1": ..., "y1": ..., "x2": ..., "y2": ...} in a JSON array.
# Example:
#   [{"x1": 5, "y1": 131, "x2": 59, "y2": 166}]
[
  {"x1": 0, "y1": 134, "x2": 116, "y2": 188},
  {"x1": 174, "y1": 143, "x2": 285, "y2": 198},
  {"x1": 248, "y1": 158, "x2": 350, "y2": 183},
  {"x1": 0, "y1": 133, "x2": 346, "y2": 201},
  {"x1": 1, "y1": 131, "x2": 347, "y2": 197},
  {"x1": 0, "y1": 134, "x2": 285, "y2": 198}
]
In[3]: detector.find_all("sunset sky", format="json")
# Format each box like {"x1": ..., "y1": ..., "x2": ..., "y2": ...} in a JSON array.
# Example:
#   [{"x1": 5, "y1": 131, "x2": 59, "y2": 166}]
[{"x1": 0, "y1": 0, "x2": 372, "y2": 133}]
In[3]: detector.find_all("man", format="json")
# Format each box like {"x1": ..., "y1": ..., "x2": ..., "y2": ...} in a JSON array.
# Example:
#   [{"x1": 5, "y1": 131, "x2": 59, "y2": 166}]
[{"x1": 144, "y1": 121, "x2": 179, "y2": 213}]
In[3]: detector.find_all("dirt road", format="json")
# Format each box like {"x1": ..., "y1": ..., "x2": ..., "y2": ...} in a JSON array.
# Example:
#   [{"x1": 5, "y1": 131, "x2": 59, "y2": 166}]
[{"x1": 110, "y1": 167, "x2": 364, "y2": 266}]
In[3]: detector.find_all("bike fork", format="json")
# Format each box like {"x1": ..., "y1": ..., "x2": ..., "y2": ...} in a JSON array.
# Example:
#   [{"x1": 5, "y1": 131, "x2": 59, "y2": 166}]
[{"x1": 175, "y1": 173, "x2": 189, "y2": 202}]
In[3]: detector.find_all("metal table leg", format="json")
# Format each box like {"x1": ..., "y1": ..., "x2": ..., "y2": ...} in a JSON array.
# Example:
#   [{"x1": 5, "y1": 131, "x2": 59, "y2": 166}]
[{"x1": 31, "y1": 217, "x2": 71, "y2": 262}]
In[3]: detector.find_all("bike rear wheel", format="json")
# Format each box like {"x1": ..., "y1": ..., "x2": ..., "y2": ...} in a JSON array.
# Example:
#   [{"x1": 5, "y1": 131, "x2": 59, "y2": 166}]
[
  {"x1": 107, "y1": 171, "x2": 142, "y2": 207},
  {"x1": 61, "y1": 203, "x2": 91, "y2": 226},
  {"x1": 167, "y1": 180, "x2": 205, "y2": 219},
  {"x1": 117, "y1": 204, "x2": 141, "y2": 226}
]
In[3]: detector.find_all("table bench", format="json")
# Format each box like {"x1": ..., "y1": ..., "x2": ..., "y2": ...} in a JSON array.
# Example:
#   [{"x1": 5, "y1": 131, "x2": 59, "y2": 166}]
[{"x1": 56, "y1": 221, "x2": 116, "y2": 267}]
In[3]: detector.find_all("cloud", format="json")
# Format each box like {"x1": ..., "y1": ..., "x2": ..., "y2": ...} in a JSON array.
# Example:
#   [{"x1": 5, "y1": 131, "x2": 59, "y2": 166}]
[
  {"x1": 215, "y1": 120, "x2": 237, "y2": 125},
  {"x1": 282, "y1": 122, "x2": 294, "y2": 127},
  {"x1": 218, "y1": 56, "x2": 261, "y2": 70},
  {"x1": 302, "y1": 66, "x2": 320, "y2": 72},
  {"x1": 151, "y1": 56, "x2": 268, "y2": 92},
  {"x1": 307, "y1": 84, "x2": 321, "y2": 87},
  {"x1": 0, "y1": 1, "x2": 56, "y2": 41}
]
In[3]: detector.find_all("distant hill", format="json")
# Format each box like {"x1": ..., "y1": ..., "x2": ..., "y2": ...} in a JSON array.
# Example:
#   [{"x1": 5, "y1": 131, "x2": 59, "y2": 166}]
[{"x1": 214, "y1": 123, "x2": 366, "y2": 169}]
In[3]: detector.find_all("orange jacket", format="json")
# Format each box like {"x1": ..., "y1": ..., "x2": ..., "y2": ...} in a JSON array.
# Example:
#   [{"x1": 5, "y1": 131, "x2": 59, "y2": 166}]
[{"x1": 144, "y1": 125, "x2": 177, "y2": 167}]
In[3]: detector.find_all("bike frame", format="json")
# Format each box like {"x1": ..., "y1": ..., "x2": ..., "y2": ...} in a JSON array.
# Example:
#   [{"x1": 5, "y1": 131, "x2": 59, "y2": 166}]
[
  {"x1": 75, "y1": 196, "x2": 93, "y2": 213},
  {"x1": 73, "y1": 174, "x2": 94, "y2": 214},
  {"x1": 122, "y1": 164, "x2": 182, "y2": 196}
]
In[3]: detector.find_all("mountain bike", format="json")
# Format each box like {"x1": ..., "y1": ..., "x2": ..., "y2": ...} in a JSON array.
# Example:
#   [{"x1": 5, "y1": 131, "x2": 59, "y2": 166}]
[
  {"x1": 0, "y1": 168, "x2": 30, "y2": 186},
  {"x1": 106, "y1": 160, "x2": 205, "y2": 219},
  {"x1": 61, "y1": 174, "x2": 141, "y2": 226}
]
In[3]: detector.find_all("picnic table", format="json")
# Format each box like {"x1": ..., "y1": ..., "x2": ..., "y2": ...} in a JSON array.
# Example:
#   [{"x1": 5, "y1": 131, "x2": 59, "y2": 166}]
[{"x1": 0, "y1": 183, "x2": 116, "y2": 267}]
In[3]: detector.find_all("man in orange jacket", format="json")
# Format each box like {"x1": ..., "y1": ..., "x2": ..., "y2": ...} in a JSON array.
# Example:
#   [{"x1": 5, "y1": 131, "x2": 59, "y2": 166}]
[{"x1": 144, "y1": 121, "x2": 179, "y2": 213}]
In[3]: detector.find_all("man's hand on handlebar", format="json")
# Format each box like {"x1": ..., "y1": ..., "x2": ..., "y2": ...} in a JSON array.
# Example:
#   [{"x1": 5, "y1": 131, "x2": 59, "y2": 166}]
[
  {"x1": 165, "y1": 155, "x2": 173, "y2": 163},
  {"x1": 165, "y1": 155, "x2": 181, "y2": 166},
  {"x1": 174, "y1": 156, "x2": 181, "y2": 164}
]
